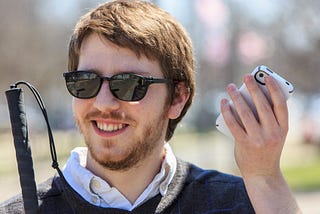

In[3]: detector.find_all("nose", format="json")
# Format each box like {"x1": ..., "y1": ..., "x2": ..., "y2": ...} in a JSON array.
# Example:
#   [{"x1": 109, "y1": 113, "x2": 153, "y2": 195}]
[{"x1": 93, "y1": 81, "x2": 120, "y2": 111}]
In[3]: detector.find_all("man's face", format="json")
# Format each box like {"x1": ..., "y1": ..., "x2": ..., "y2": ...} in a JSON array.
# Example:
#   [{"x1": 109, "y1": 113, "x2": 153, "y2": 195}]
[{"x1": 73, "y1": 33, "x2": 173, "y2": 171}]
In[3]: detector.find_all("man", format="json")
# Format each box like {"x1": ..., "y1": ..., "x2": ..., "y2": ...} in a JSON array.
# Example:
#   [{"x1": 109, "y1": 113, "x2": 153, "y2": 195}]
[{"x1": 1, "y1": 0, "x2": 301, "y2": 213}]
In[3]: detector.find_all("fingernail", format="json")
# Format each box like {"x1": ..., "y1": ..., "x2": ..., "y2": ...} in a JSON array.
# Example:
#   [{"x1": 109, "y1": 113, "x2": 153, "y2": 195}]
[
  {"x1": 226, "y1": 83, "x2": 237, "y2": 92},
  {"x1": 220, "y1": 98, "x2": 229, "y2": 110},
  {"x1": 243, "y1": 74, "x2": 253, "y2": 82},
  {"x1": 221, "y1": 98, "x2": 228, "y2": 105}
]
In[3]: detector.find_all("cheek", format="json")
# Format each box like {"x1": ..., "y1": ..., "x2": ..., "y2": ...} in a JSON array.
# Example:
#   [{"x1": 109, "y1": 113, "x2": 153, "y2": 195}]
[
  {"x1": 130, "y1": 96, "x2": 168, "y2": 123},
  {"x1": 72, "y1": 98, "x2": 90, "y2": 119},
  {"x1": 144, "y1": 88, "x2": 169, "y2": 113}
]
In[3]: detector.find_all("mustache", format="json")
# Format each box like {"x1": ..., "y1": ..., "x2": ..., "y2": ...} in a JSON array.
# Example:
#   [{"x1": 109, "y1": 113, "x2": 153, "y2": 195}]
[{"x1": 84, "y1": 110, "x2": 134, "y2": 123}]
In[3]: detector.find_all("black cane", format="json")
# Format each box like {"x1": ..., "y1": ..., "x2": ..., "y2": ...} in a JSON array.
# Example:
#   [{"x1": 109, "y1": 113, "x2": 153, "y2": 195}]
[{"x1": 5, "y1": 86, "x2": 39, "y2": 214}]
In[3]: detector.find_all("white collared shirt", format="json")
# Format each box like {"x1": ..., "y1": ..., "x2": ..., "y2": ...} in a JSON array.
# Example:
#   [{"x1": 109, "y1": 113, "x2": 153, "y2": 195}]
[{"x1": 62, "y1": 144, "x2": 176, "y2": 211}]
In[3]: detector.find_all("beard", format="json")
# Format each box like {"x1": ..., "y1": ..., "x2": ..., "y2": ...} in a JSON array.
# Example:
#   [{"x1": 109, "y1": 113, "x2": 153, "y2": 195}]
[{"x1": 74, "y1": 107, "x2": 169, "y2": 171}]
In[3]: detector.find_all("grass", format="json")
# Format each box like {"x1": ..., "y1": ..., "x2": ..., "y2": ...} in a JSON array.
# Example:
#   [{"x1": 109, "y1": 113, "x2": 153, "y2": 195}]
[{"x1": 283, "y1": 156, "x2": 320, "y2": 191}]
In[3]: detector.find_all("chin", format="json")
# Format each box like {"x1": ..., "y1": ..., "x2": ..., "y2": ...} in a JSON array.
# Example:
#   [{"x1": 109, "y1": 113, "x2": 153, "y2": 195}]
[{"x1": 92, "y1": 142, "x2": 151, "y2": 171}]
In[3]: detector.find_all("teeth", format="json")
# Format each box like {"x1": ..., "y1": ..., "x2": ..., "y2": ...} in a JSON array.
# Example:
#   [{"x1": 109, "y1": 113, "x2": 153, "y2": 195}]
[{"x1": 96, "y1": 122, "x2": 124, "y2": 132}]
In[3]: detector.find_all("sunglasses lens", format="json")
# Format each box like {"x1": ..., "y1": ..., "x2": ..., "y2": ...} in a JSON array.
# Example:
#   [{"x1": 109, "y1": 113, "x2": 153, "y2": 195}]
[
  {"x1": 64, "y1": 72, "x2": 101, "y2": 98},
  {"x1": 110, "y1": 74, "x2": 147, "y2": 101},
  {"x1": 64, "y1": 72, "x2": 153, "y2": 101}
]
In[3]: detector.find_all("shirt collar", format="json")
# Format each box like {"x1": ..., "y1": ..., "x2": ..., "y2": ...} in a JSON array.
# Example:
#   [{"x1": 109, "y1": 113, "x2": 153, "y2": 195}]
[{"x1": 62, "y1": 144, "x2": 176, "y2": 210}]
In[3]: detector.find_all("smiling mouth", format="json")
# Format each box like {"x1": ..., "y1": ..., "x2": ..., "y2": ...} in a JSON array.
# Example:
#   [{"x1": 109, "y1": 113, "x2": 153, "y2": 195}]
[{"x1": 95, "y1": 121, "x2": 128, "y2": 132}]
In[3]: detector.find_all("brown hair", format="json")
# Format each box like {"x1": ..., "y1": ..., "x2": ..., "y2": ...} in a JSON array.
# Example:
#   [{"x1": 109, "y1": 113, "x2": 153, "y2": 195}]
[{"x1": 68, "y1": 0, "x2": 195, "y2": 141}]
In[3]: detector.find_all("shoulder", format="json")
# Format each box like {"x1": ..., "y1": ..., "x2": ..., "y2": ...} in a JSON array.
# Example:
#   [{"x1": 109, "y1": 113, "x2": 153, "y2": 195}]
[
  {"x1": 0, "y1": 193, "x2": 24, "y2": 213},
  {"x1": 176, "y1": 159, "x2": 250, "y2": 200},
  {"x1": 188, "y1": 162, "x2": 244, "y2": 184},
  {"x1": 177, "y1": 159, "x2": 245, "y2": 187},
  {"x1": 187, "y1": 162, "x2": 247, "y2": 195},
  {"x1": 0, "y1": 176, "x2": 70, "y2": 213},
  {"x1": 0, "y1": 177, "x2": 57, "y2": 213},
  {"x1": 174, "y1": 159, "x2": 255, "y2": 213}
]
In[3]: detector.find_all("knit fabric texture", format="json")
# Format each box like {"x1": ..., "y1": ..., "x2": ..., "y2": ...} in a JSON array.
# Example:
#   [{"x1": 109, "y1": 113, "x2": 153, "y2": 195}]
[{"x1": 0, "y1": 159, "x2": 255, "y2": 213}]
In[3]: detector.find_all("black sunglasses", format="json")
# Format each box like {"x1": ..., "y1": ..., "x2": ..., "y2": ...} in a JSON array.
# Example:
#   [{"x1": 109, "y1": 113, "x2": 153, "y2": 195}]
[{"x1": 63, "y1": 71, "x2": 173, "y2": 101}]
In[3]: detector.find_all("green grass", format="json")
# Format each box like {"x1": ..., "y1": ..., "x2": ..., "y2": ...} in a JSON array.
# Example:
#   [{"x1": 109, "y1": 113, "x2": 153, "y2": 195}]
[{"x1": 283, "y1": 157, "x2": 320, "y2": 191}]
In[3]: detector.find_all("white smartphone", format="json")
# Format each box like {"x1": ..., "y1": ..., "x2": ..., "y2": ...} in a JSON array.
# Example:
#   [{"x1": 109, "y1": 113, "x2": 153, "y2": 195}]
[{"x1": 215, "y1": 65, "x2": 294, "y2": 139}]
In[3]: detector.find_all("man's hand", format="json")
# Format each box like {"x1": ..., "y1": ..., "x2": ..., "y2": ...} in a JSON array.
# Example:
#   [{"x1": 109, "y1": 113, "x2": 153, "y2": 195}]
[
  {"x1": 220, "y1": 74, "x2": 301, "y2": 213},
  {"x1": 221, "y1": 74, "x2": 287, "y2": 177}
]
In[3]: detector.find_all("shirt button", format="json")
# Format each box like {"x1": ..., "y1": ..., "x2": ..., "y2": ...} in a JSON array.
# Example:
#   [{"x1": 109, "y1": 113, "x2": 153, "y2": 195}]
[{"x1": 92, "y1": 179, "x2": 101, "y2": 189}]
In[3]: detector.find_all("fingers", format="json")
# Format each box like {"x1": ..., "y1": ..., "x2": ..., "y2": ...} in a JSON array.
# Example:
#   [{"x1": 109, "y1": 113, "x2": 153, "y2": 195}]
[
  {"x1": 220, "y1": 98, "x2": 247, "y2": 140},
  {"x1": 244, "y1": 74, "x2": 288, "y2": 133},
  {"x1": 243, "y1": 74, "x2": 277, "y2": 129},
  {"x1": 224, "y1": 83, "x2": 259, "y2": 138},
  {"x1": 221, "y1": 73, "x2": 289, "y2": 140},
  {"x1": 264, "y1": 76, "x2": 289, "y2": 133},
  {"x1": 221, "y1": 72, "x2": 289, "y2": 181}
]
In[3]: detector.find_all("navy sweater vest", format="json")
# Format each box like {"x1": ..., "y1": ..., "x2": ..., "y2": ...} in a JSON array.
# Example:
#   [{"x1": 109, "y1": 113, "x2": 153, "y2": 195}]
[{"x1": 0, "y1": 159, "x2": 255, "y2": 213}]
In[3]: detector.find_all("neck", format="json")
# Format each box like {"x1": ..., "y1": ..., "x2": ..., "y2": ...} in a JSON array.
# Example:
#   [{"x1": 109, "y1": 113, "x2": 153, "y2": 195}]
[{"x1": 86, "y1": 145, "x2": 165, "y2": 204}]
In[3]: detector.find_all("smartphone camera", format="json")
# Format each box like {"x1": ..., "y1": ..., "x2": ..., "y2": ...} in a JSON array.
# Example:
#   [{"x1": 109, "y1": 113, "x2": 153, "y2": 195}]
[{"x1": 254, "y1": 70, "x2": 269, "y2": 85}]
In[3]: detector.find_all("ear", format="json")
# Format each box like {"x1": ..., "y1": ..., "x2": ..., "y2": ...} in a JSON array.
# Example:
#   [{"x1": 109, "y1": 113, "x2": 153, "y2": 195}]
[{"x1": 167, "y1": 82, "x2": 190, "y2": 119}]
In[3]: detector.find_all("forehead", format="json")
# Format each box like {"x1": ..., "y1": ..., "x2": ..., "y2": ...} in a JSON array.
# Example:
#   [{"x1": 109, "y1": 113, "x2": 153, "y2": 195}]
[{"x1": 78, "y1": 33, "x2": 162, "y2": 77}]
